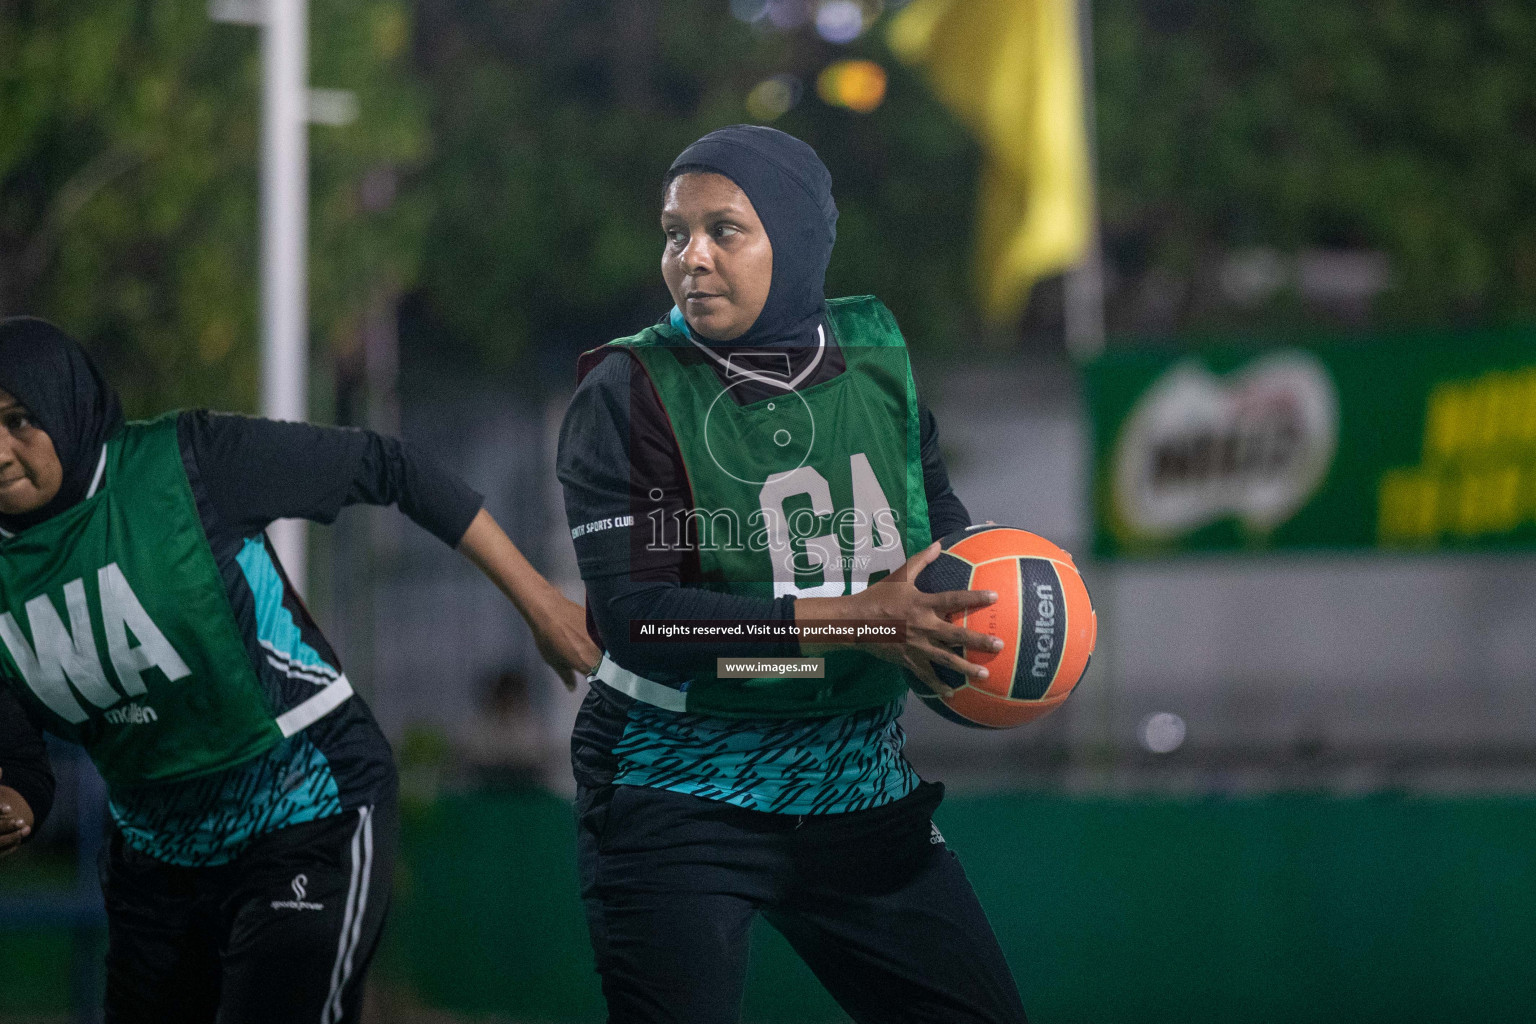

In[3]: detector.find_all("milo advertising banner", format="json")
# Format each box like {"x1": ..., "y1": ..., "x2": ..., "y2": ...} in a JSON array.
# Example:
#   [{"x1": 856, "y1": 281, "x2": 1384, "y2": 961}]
[{"x1": 1084, "y1": 330, "x2": 1536, "y2": 557}]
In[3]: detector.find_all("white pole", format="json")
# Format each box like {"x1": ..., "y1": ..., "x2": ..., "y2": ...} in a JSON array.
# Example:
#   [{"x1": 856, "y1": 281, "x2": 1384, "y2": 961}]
[
  {"x1": 261, "y1": 0, "x2": 309, "y2": 590},
  {"x1": 1063, "y1": 0, "x2": 1106, "y2": 361}
]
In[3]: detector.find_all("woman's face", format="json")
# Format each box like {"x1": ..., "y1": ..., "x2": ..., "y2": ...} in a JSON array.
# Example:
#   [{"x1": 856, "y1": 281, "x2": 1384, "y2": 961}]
[
  {"x1": 661, "y1": 172, "x2": 773, "y2": 342},
  {"x1": 0, "y1": 389, "x2": 61, "y2": 515}
]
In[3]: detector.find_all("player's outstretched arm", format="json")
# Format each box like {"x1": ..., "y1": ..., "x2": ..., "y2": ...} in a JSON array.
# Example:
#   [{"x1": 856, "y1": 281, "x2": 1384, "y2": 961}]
[
  {"x1": 180, "y1": 412, "x2": 602, "y2": 688},
  {"x1": 0, "y1": 770, "x2": 35, "y2": 861},
  {"x1": 458, "y1": 509, "x2": 601, "y2": 691},
  {"x1": 795, "y1": 541, "x2": 1003, "y2": 698}
]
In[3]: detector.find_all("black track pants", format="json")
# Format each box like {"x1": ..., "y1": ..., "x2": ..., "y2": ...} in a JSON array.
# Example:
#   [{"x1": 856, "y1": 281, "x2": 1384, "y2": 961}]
[
  {"x1": 101, "y1": 802, "x2": 394, "y2": 1024},
  {"x1": 576, "y1": 781, "x2": 1028, "y2": 1024}
]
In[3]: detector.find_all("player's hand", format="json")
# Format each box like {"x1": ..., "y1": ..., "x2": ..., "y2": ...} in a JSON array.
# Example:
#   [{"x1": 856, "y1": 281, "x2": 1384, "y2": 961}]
[
  {"x1": 846, "y1": 542, "x2": 1003, "y2": 699},
  {"x1": 456, "y1": 509, "x2": 602, "y2": 689},
  {"x1": 0, "y1": 771, "x2": 35, "y2": 861},
  {"x1": 530, "y1": 592, "x2": 602, "y2": 692}
]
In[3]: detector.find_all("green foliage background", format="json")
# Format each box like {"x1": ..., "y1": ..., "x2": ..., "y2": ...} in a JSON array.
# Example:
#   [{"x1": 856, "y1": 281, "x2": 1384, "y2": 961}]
[
  {"x1": 405, "y1": 0, "x2": 982, "y2": 375},
  {"x1": 0, "y1": 0, "x2": 426, "y2": 415},
  {"x1": 1094, "y1": 0, "x2": 1536, "y2": 333},
  {"x1": 4, "y1": 0, "x2": 1536, "y2": 411}
]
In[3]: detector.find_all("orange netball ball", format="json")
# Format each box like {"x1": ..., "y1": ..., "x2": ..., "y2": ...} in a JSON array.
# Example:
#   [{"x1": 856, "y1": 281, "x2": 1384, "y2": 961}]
[{"x1": 907, "y1": 526, "x2": 1097, "y2": 729}]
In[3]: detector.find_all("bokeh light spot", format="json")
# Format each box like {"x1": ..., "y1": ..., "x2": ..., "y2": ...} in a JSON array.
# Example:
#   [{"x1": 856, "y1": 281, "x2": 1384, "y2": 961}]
[
  {"x1": 766, "y1": 0, "x2": 811, "y2": 30},
  {"x1": 815, "y1": 0, "x2": 866, "y2": 44},
  {"x1": 730, "y1": 0, "x2": 769, "y2": 22},
  {"x1": 1139, "y1": 712, "x2": 1187, "y2": 755},
  {"x1": 746, "y1": 75, "x2": 803, "y2": 122},
  {"x1": 816, "y1": 60, "x2": 888, "y2": 114}
]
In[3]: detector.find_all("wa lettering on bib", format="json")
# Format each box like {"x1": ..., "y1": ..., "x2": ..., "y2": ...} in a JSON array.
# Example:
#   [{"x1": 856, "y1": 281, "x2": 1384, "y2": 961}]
[
  {"x1": 0, "y1": 417, "x2": 282, "y2": 786},
  {"x1": 0, "y1": 563, "x2": 190, "y2": 724}
]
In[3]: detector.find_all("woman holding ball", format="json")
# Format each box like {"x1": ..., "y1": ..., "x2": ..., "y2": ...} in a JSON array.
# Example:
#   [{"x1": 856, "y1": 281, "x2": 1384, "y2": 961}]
[{"x1": 557, "y1": 125, "x2": 1028, "y2": 1022}]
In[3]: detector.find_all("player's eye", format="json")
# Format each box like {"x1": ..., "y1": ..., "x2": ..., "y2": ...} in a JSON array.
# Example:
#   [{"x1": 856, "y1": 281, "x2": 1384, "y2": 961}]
[
  {"x1": 663, "y1": 226, "x2": 688, "y2": 247},
  {"x1": 2, "y1": 412, "x2": 32, "y2": 434},
  {"x1": 712, "y1": 223, "x2": 740, "y2": 240}
]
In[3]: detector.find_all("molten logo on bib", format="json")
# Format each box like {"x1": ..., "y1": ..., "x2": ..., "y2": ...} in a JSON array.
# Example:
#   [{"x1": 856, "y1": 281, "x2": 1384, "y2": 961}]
[
  {"x1": 1014, "y1": 559, "x2": 1066, "y2": 700},
  {"x1": 103, "y1": 702, "x2": 158, "y2": 725}
]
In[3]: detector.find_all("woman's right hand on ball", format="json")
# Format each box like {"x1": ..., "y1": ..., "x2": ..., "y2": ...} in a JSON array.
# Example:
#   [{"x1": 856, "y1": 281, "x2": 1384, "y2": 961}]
[{"x1": 799, "y1": 542, "x2": 1003, "y2": 698}]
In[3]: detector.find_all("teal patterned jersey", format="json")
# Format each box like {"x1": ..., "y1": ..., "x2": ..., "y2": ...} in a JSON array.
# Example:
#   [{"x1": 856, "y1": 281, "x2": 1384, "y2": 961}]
[
  {"x1": 108, "y1": 733, "x2": 343, "y2": 866},
  {"x1": 611, "y1": 697, "x2": 918, "y2": 815}
]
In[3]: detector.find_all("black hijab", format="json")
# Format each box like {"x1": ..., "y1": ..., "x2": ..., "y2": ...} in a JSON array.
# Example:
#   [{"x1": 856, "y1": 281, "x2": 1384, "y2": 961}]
[
  {"x1": 0, "y1": 317, "x2": 124, "y2": 532},
  {"x1": 666, "y1": 125, "x2": 838, "y2": 348}
]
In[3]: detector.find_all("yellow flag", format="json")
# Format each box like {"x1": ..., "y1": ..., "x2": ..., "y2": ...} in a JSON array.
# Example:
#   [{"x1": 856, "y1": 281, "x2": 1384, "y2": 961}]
[{"x1": 889, "y1": 0, "x2": 1092, "y2": 322}]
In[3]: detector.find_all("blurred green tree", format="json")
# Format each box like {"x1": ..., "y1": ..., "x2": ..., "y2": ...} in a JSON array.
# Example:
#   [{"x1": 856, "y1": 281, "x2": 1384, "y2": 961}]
[
  {"x1": 410, "y1": 0, "x2": 1536, "y2": 360},
  {"x1": 0, "y1": 0, "x2": 426, "y2": 414},
  {"x1": 404, "y1": 0, "x2": 983, "y2": 376},
  {"x1": 9, "y1": 0, "x2": 1536, "y2": 402},
  {"x1": 1094, "y1": 0, "x2": 1536, "y2": 336}
]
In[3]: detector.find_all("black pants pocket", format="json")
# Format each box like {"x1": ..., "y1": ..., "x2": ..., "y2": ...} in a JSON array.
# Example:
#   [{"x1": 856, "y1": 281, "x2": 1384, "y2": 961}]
[{"x1": 791, "y1": 781, "x2": 946, "y2": 896}]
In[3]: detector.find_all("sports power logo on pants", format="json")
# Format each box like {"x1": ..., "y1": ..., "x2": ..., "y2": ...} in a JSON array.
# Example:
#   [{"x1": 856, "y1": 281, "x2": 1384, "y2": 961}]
[
  {"x1": 270, "y1": 873, "x2": 325, "y2": 911},
  {"x1": 1014, "y1": 559, "x2": 1065, "y2": 700}
]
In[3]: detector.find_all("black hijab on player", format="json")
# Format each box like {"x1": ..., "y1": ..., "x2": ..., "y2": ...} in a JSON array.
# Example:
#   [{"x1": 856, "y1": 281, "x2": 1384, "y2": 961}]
[
  {"x1": 666, "y1": 125, "x2": 839, "y2": 349},
  {"x1": 0, "y1": 317, "x2": 124, "y2": 532}
]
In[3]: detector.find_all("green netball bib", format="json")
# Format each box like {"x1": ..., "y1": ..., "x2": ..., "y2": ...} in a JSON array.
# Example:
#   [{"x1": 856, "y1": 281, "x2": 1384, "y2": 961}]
[
  {"x1": 586, "y1": 296, "x2": 930, "y2": 717},
  {"x1": 0, "y1": 416, "x2": 285, "y2": 785}
]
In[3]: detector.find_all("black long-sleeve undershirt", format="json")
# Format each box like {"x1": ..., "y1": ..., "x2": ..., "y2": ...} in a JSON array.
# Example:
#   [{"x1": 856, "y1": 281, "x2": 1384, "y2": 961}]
[
  {"x1": 179, "y1": 411, "x2": 484, "y2": 548},
  {"x1": 557, "y1": 330, "x2": 971, "y2": 680},
  {"x1": 0, "y1": 684, "x2": 54, "y2": 831}
]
